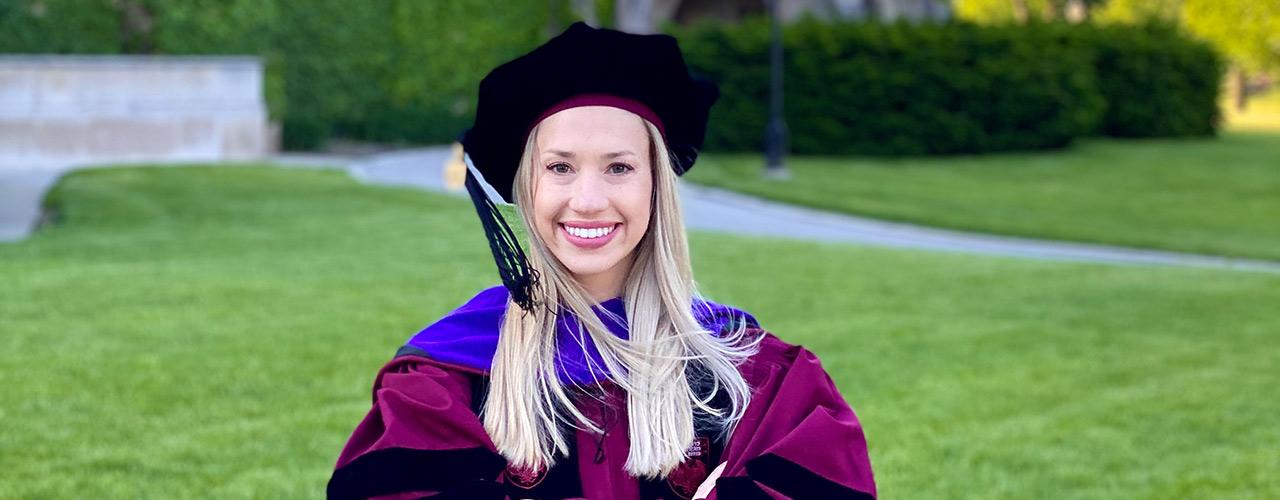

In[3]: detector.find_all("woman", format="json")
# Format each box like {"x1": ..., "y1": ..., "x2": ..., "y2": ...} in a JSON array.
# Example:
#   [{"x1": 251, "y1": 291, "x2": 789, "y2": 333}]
[{"x1": 329, "y1": 23, "x2": 875, "y2": 500}]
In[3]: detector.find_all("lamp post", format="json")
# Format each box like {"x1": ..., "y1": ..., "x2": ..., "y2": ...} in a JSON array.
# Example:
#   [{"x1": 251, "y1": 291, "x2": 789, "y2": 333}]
[{"x1": 764, "y1": 0, "x2": 789, "y2": 179}]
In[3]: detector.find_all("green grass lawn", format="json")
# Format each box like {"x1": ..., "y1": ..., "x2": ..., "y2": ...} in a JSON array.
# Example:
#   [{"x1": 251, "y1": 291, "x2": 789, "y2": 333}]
[
  {"x1": 2, "y1": 166, "x2": 1277, "y2": 498},
  {"x1": 686, "y1": 101, "x2": 1280, "y2": 262}
]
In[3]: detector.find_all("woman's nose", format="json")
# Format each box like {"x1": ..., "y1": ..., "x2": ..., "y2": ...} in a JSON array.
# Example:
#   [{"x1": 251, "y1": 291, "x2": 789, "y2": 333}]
[{"x1": 568, "y1": 170, "x2": 609, "y2": 214}]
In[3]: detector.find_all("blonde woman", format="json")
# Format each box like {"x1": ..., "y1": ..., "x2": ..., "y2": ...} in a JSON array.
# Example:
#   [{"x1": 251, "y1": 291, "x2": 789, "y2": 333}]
[{"x1": 329, "y1": 23, "x2": 875, "y2": 500}]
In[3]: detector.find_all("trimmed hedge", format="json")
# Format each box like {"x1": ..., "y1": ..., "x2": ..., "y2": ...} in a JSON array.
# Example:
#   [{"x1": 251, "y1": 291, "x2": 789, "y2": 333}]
[
  {"x1": 675, "y1": 19, "x2": 1222, "y2": 155},
  {"x1": 1087, "y1": 23, "x2": 1223, "y2": 137},
  {"x1": 0, "y1": 0, "x2": 121, "y2": 53},
  {"x1": 246, "y1": 1, "x2": 552, "y2": 149}
]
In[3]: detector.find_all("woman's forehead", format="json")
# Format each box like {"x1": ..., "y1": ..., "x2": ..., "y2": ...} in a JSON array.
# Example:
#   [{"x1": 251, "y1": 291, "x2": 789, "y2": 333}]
[{"x1": 535, "y1": 106, "x2": 650, "y2": 154}]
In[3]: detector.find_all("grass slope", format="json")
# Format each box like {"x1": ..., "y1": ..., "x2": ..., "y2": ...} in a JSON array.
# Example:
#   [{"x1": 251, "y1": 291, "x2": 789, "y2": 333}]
[
  {"x1": 1, "y1": 166, "x2": 1277, "y2": 498},
  {"x1": 686, "y1": 123, "x2": 1280, "y2": 262}
]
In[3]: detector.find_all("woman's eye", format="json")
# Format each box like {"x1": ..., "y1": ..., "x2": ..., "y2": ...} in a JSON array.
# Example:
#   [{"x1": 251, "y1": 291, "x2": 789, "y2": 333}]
[
  {"x1": 547, "y1": 163, "x2": 572, "y2": 174},
  {"x1": 608, "y1": 163, "x2": 634, "y2": 174}
]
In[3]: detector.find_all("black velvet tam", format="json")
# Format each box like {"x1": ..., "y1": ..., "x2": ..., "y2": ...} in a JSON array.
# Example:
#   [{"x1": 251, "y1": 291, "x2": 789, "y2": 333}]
[{"x1": 461, "y1": 21, "x2": 719, "y2": 204}]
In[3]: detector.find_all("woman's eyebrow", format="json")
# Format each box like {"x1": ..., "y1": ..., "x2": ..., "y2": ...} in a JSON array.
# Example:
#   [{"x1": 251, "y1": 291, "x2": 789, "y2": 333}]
[
  {"x1": 602, "y1": 150, "x2": 636, "y2": 159},
  {"x1": 543, "y1": 149, "x2": 636, "y2": 159}
]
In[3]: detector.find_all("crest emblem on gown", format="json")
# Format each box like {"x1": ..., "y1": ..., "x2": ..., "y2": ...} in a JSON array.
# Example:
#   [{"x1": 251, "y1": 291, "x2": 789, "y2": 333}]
[
  {"x1": 505, "y1": 462, "x2": 548, "y2": 490},
  {"x1": 666, "y1": 436, "x2": 713, "y2": 499}
]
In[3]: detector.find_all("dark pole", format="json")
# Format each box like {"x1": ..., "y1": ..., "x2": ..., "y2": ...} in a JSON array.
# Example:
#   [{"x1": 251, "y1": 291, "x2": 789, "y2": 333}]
[{"x1": 764, "y1": 0, "x2": 789, "y2": 179}]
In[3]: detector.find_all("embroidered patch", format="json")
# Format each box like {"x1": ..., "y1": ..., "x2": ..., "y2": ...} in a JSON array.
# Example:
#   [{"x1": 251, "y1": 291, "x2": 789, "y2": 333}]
[
  {"x1": 667, "y1": 437, "x2": 712, "y2": 499},
  {"x1": 686, "y1": 436, "x2": 708, "y2": 458},
  {"x1": 505, "y1": 462, "x2": 548, "y2": 490}
]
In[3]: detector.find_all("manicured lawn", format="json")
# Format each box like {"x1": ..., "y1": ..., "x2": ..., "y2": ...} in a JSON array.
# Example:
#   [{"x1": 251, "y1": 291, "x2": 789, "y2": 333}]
[
  {"x1": 1, "y1": 166, "x2": 1277, "y2": 498},
  {"x1": 686, "y1": 125, "x2": 1280, "y2": 262}
]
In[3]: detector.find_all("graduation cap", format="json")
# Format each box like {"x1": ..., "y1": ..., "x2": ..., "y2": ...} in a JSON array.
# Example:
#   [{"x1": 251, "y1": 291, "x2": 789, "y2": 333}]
[{"x1": 460, "y1": 22, "x2": 719, "y2": 312}]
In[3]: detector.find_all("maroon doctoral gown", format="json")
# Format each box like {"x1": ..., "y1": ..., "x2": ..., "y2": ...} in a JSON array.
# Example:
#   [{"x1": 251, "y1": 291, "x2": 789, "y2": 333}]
[{"x1": 328, "y1": 287, "x2": 876, "y2": 499}]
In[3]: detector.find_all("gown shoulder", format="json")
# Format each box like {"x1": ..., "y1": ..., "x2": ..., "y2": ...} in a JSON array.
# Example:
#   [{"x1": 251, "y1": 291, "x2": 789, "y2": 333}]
[
  {"x1": 327, "y1": 354, "x2": 506, "y2": 500},
  {"x1": 710, "y1": 329, "x2": 878, "y2": 499}
]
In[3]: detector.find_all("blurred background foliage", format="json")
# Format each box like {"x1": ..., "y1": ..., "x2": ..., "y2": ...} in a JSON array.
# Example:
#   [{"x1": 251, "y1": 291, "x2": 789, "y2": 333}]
[
  {"x1": 958, "y1": 0, "x2": 1277, "y2": 75},
  {"x1": 681, "y1": 19, "x2": 1109, "y2": 154},
  {"x1": 0, "y1": 0, "x2": 1265, "y2": 153},
  {"x1": 677, "y1": 19, "x2": 1219, "y2": 154},
  {"x1": 0, "y1": 0, "x2": 551, "y2": 149}
]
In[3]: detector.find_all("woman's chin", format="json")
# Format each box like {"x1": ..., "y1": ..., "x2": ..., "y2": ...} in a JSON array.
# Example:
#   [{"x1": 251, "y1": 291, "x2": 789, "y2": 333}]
[
  {"x1": 562, "y1": 256, "x2": 630, "y2": 292},
  {"x1": 565, "y1": 262, "x2": 616, "y2": 282},
  {"x1": 555, "y1": 247, "x2": 617, "y2": 272}
]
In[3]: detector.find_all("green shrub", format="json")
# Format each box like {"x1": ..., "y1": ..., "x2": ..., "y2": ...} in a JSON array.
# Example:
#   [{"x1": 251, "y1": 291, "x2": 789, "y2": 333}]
[
  {"x1": 675, "y1": 19, "x2": 1221, "y2": 155},
  {"x1": 353, "y1": 1, "x2": 548, "y2": 145},
  {"x1": 0, "y1": 0, "x2": 120, "y2": 53},
  {"x1": 1087, "y1": 22, "x2": 1223, "y2": 137},
  {"x1": 262, "y1": 1, "x2": 550, "y2": 148},
  {"x1": 677, "y1": 19, "x2": 1104, "y2": 155}
]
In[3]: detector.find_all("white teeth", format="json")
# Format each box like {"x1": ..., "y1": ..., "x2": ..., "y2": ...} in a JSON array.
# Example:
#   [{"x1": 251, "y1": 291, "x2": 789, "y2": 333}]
[{"x1": 566, "y1": 225, "x2": 614, "y2": 239}]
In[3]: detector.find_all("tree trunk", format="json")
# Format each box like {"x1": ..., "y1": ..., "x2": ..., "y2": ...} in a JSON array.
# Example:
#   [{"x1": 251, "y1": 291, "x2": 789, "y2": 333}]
[
  {"x1": 1065, "y1": 0, "x2": 1088, "y2": 23},
  {"x1": 113, "y1": 0, "x2": 155, "y2": 54},
  {"x1": 1011, "y1": 0, "x2": 1029, "y2": 23},
  {"x1": 571, "y1": 0, "x2": 598, "y2": 26},
  {"x1": 1235, "y1": 66, "x2": 1249, "y2": 112},
  {"x1": 930, "y1": 0, "x2": 953, "y2": 21},
  {"x1": 615, "y1": 0, "x2": 655, "y2": 34},
  {"x1": 863, "y1": 0, "x2": 880, "y2": 21},
  {"x1": 547, "y1": 0, "x2": 564, "y2": 38}
]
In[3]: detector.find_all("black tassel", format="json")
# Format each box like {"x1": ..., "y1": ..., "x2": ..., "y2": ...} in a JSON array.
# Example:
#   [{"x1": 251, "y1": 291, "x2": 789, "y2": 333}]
[{"x1": 463, "y1": 166, "x2": 540, "y2": 312}]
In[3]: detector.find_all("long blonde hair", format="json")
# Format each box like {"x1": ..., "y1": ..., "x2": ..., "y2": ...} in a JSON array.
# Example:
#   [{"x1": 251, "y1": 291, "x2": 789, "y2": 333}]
[{"x1": 481, "y1": 116, "x2": 759, "y2": 478}]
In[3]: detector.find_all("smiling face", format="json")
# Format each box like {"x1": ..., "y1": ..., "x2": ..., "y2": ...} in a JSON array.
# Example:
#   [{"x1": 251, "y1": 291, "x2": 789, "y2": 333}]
[{"x1": 529, "y1": 106, "x2": 653, "y2": 301}]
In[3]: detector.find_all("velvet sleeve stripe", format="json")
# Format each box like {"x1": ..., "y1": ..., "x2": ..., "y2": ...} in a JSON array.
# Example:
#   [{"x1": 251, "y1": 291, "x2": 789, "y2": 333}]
[
  {"x1": 714, "y1": 477, "x2": 774, "y2": 499},
  {"x1": 745, "y1": 453, "x2": 876, "y2": 500},
  {"x1": 326, "y1": 446, "x2": 506, "y2": 500},
  {"x1": 428, "y1": 480, "x2": 506, "y2": 500}
]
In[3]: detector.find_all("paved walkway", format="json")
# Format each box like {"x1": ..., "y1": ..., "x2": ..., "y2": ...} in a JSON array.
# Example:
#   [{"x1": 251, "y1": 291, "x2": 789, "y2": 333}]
[
  {"x1": 333, "y1": 147, "x2": 1280, "y2": 274},
  {"x1": 0, "y1": 169, "x2": 64, "y2": 241},
  {"x1": 4, "y1": 147, "x2": 1279, "y2": 275}
]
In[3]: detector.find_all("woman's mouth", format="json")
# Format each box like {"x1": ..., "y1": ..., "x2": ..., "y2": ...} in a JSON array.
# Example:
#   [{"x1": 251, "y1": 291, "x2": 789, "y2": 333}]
[{"x1": 560, "y1": 223, "x2": 620, "y2": 249}]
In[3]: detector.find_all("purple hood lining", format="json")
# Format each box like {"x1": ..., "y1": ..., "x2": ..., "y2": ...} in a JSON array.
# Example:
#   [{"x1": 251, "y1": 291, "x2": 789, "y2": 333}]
[{"x1": 404, "y1": 285, "x2": 758, "y2": 384}]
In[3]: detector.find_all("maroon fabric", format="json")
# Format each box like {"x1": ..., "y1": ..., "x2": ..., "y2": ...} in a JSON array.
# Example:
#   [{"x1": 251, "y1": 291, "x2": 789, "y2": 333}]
[
  {"x1": 331, "y1": 358, "x2": 499, "y2": 499},
  {"x1": 335, "y1": 358, "x2": 495, "y2": 467},
  {"x1": 709, "y1": 334, "x2": 877, "y2": 499},
  {"x1": 574, "y1": 384, "x2": 641, "y2": 499},
  {"x1": 331, "y1": 330, "x2": 876, "y2": 499}
]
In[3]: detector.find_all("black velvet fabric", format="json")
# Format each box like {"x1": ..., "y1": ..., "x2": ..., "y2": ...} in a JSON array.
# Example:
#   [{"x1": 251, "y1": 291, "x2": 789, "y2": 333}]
[
  {"x1": 746, "y1": 453, "x2": 877, "y2": 499},
  {"x1": 714, "y1": 476, "x2": 774, "y2": 499},
  {"x1": 326, "y1": 446, "x2": 505, "y2": 500},
  {"x1": 501, "y1": 438, "x2": 585, "y2": 499},
  {"x1": 461, "y1": 21, "x2": 719, "y2": 203}
]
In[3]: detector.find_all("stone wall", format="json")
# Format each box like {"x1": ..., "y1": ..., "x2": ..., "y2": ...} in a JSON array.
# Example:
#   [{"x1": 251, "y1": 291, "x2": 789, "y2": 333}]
[{"x1": 0, "y1": 56, "x2": 269, "y2": 170}]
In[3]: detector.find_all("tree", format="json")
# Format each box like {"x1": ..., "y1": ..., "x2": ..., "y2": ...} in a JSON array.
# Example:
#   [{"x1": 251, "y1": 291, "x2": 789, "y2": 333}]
[
  {"x1": 1182, "y1": 0, "x2": 1279, "y2": 75},
  {"x1": 1092, "y1": 0, "x2": 1181, "y2": 23},
  {"x1": 1094, "y1": 0, "x2": 1278, "y2": 108},
  {"x1": 1183, "y1": 0, "x2": 1279, "y2": 110},
  {"x1": 955, "y1": 0, "x2": 1105, "y2": 23}
]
